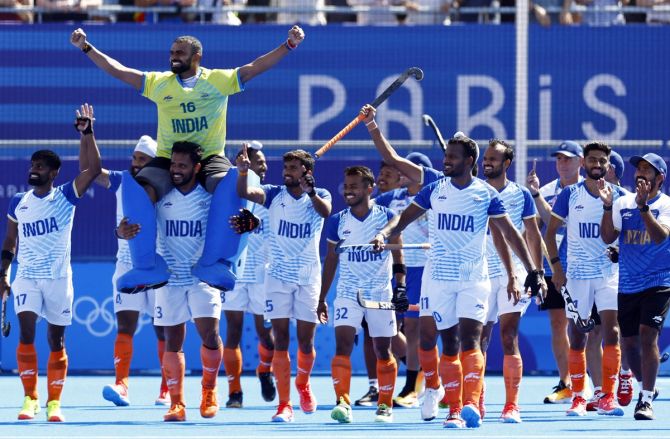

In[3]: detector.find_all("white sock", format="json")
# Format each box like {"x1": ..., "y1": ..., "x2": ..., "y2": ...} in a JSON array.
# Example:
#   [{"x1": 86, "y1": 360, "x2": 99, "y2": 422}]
[
  {"x1": 369, "y1": 379, "x2": 378, "y2": 389},
  {"x1": 620, "y1": 368, "x2": 631, "y2": 375},
  {"x1": 641, "y1": 389, "x2": 654, "y2": 404}
]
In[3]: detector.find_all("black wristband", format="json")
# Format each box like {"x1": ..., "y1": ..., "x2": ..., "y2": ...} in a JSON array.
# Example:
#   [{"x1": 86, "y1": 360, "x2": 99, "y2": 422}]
[
  {"x1": 82, "y1": 42, "x2": 92, "y2": 54},
  {"x1": 307, "y1": 189, "x2": 317, "y2": 198},
  {"x1": 603, "y1": 204, "x2": 612, "y2": 211},
  {"x1": 640, "y1": 204, "x2": 650, "y2": 213},
  {"x1": 532, "y1": 192, "x2": 540, "y2": 198},
  {"x1": 550, "y1": 257, "x2": 560, "y2": 265},
  {"x1": 392, "y1": 263, "x2": 407, "y2": 275},
  {"x1": 1, "y1": 250, "x2": 14, "y2": 263}
]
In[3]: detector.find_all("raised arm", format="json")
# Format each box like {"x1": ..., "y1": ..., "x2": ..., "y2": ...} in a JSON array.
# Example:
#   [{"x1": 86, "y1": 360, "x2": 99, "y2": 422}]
[
  {"x1": 236, "y1": 145, "x2": 266, "y2": 205},
  {"x1": 597, "y1": 178, "x2": 619, "y2": 244},
  {"x1": 361, "y1": 105, "x2": 425, "y2": 184},
  {"x1": 238, "y1": 26, "x2": 305, "y2": 84},
  {"x1": 73, "y1": 104, "x2": 102, "y2": 197},
  {"x1": 71, "y1": 28, "x2": 144, "y2": 91},
  {"x1": 299, "y1": 171, "x2": 331, "y2": 219}
]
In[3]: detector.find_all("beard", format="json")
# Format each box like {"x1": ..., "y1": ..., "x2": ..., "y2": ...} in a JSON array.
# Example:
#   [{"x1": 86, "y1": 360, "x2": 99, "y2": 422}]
[
  {"x1": 483, "y1": 166, "x2": 504, "y2": 179},
  {"x1": 586, "y1": 167, "x2": 606, "y2": 180},
  {"x1": 171, "y1": 170, "x2": 194, "y2": 187},
  {"x1": 28, "y1": 174, "x2": 48, "y2": 186},
  {"x1": 170, "y1": 58, "x2": 192, "y2": 74}
]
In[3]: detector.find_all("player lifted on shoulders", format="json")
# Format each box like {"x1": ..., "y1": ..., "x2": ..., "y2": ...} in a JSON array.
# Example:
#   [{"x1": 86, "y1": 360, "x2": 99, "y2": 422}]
[
  {"x1": 1, "y1": 104, "x2": 102, "y2": 422},
  {"x1": 319, "y1": 166, "x2": 408, "y2": 424},
  {"x1": 237, "y1": 149, "x2": 331, "y2": 423}
]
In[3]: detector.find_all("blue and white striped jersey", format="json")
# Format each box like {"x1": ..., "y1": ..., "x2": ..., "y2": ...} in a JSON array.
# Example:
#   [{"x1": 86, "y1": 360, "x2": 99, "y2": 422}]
[
  {"x1": 108, "y1": 171, "x2": 132, "y2": 266},
  {"x1": 413, "y1": 177, "x2": 506, "y2": 282},
  {"x1": 156, "y1": 184, "x2": 211, "y2": 286},
  {"x1": 613, "y1": 192, "x2": 670, "y2": 293},
  {"x1": 375, "y1": 188, "x2": 428, "y2": 267},
  {"x1": 487, "y1": 181, "x2": 537, "y2": 278},
  {"x1": 552, "y1": 181, "x2": 625, "y2": 280},
  {"x1": 263, "y1": 185, "x2": 332, "y2": 285},
  {"x1": 7, "y1": 181, "x2": 80, "y2": 279},
  {"x1": 236, "y1": 204, "x2": 269, "y2": 284},
  {"x1": 326, "y1": 205, "x2": 396, "y2": 302}
]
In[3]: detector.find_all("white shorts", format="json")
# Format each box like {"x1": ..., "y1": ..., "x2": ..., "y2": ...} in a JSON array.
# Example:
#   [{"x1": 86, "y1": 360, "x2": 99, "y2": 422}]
[
  {"x1": 221, "y1": 281, "x2": 265, "y2": 315},
  {"x1": 418, "y1": 277, "x2": 490, "y2": 330},
  {"x1": 566, "y1": 276, "x2": 618, "y2": 320},
  {"x1": 112, "y1": 262, "x2": 156, "y2": 316},
  {"x1": 264, "y1": 275, "x2": 319, "y2": 323},
  {"x1": 12, "y1": 276, "x2": 74, "y2": 326},
  {"x1": 153, "y1": 282, "x2": 222, "y2": 326},
  {"x1": 486, "y1": 266, "x2": 531, "y2": 323},
  {"x1": 333, "y1": 296, "x2": 397, "y2": 338}
]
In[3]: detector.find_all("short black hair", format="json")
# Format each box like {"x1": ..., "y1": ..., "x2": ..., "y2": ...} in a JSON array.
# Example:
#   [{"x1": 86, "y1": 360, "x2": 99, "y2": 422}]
[
  {"x1": 31, "y1": 149, "x2": 61, "y2": 170},
  {"x1": 345, "y1": 166, "x2": 375, "y2": 187},
  {"x1": 448, "y1": 136, "x2": 478, "y2": 170},
  {"x1": 283, "y1": 150, "x2": 315, "y2": 172},
  {"x1": 173, "y1": 35, "x2": 203, "y2": 56},
  {"x1": 172, "y1": 141, "x2": 203, "y2": 165},
  {"x1": 489, "y1": 139, "x2": 514, "y2": 163},
  {"x1": 584, "y1": 141, "x2": 611, "y2": 158}
]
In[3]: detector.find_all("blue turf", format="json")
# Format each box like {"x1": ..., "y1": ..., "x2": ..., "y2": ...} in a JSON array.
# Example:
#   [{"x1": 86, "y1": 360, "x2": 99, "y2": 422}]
[{"x1": 0, "y1": 375, "x2": 667, "y2": 438}]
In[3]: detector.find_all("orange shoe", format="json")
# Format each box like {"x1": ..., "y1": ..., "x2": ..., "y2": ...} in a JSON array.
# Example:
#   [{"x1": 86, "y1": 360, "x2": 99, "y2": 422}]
[
  {"x1": 164, "y1": 403, "x2": 186, "y2": 422},
  {"x1": 200, "y1": 388, "x2": 219, "y2": 418},
  {"x1": 296, "y1": 383, "x2": 317, "y2": 414}
]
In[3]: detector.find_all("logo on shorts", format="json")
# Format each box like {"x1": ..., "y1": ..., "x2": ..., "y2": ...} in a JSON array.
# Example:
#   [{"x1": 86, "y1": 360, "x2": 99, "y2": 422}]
[
  {"x1": 653, "y1": 315, "x2": 663, "y2": 324},
  {"x1": 622, "y1": 212, "x2": 633, "y2": 219},
  {"x1": 389, "y1": 320, "x2": 394, "y2": 326},
  {"x1": 61, "y1": 308, "x2": 70, "y2": 315},
  {"x1": 475, "y1": 304, "x2": 485, "y2": 310}
]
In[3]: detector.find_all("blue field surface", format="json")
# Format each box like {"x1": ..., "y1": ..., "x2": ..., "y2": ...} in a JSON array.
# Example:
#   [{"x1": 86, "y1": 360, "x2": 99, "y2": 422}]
[{"x1": 0, "y1": 375, "x2": 668, "y2": 438}]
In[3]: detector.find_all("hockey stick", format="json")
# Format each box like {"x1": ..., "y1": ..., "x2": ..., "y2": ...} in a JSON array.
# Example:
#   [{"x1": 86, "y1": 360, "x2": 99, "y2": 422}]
[
  {"x1": 356, "y1": 290, "x2": 419, "y2": 312},
  {"x1": 1, "y1": 290, "x2": 10, "y2": 337},
  {"x1": 560, "y1": 286, "x2": 596, "y2": 333},
  {"x1": 334, "y1": 240, "x2": 430, "y2": 255},
  {"x1": 661, "y1": 351, "x2": 670, "y2": 363},
  {"x1": 314, "y1": 67, "x2": 424, "y2": 159},
  {"x1": 422, "y1": 114, "x2": 447, "y2": 153}
]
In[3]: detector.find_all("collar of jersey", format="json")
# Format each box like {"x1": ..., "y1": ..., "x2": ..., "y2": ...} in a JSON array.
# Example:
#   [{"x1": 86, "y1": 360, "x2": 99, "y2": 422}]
[
  {"x1": 31, "y1": 187, "x2": 54, "y2": 199},
  {"x1": 175, "y1": 183, "x2": 200, "y2": 197},
  {"x1": 349, "y1": 206, "x2": 373, "y2": 223},
  {"x1": 176, "y1": 68, "x2": 203, "y2": 88}
]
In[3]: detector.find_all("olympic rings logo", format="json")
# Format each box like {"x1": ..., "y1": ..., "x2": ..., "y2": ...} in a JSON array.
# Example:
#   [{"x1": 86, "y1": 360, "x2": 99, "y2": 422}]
[{"x1": 73, "y1": 295, "x2": 152, "y2": 337}]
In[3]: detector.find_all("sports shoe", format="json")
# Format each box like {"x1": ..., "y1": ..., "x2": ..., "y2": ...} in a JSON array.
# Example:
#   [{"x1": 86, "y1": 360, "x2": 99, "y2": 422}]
[
  {"x1": 634, "y1": 400, "x2": 654, "y2": 420},
  {"x1": 258, "y1": 371, "x2": 276, "y2": 402},
  {"x1": 375, "y1": 403, "x2": 393, "y2": 423},
  {"x1": 354, "y1": 386, "x2": 378, "y2": 407},
  {"x1": 200, "y1": 388, "x2": 219, "y2": 418},
  {"x1": 586, "y1": 389, "x2": 605, "y2": 412},
  {"x1": 479, "y1": 383, "x2": 486, "y2": 420},
  {"x1": 462, "y1": 402, "x2": 482, "y2": 428},
  {"x1": 617, "y1": 372, "x2": 634, "y2": 406},
  {"x1": 155, "y1": 388, "x2": 170, "y2": 406},
  {"x1": 566, "y1": 396, "x2": 587, "y2": 417},
  {"x1": 271, "y1": 401, "x2": 294, "y2": 423},
  {"x1": 421, "y1": 386, "x2": 445, "y2": 421},
  {"x1": 443, "y1": 407, "x2": 465, "y2": 428},
  {"x1": 296, "y1": 382, "x2": 317, "y2": 414},
  {"x1": 102, "y1": 383, "x2": 130, "y2": 407},
  {"x1": 393, "y1": 390, "x2": 418, "y2": 408},
  {"x1": 331, "y1": 397, "x2": 353, "y2": 423},
  {"x1": 164, "y1": 402, "x2": 186, "y2": 422},
  {"x1": 500, "y1": 402, "x2": 521, "y2": 423},
  {"x1": 544, "y1": 380, "x2": 572, "y2": 404},
  {"x1": 225, "y1": 391, "x2": 243, "y2": 409},
  {"x1": 18, "y1": 396, "x2": 40, "y2": 420},
  {"x1": 46, "y1": 400, "x2": 64, "y2": 422},
  {"x1": 597, "y1": 392, "x2": 624, "y2": 416}
]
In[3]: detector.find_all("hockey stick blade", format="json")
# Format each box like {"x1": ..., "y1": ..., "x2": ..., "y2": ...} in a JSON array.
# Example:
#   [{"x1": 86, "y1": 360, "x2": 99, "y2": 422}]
[
  {"x1": 356, "y1": 290, "x2": 419, "y2": 312},
  {"x1": 561, "y1": 287, "x2": 595, "y2": 333},
  {"x1": 1, "y1": 292, "x2": 10, "y2": 337},
  {"x1": 422, "y1": 114, "x2": 447, "y2": 153}
]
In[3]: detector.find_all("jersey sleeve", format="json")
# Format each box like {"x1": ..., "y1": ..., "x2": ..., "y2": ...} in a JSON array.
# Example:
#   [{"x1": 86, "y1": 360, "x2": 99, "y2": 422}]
[
  {"x1": 6, "y1": 193, "x2": 23, "y2": 222},
  {"x1": 316, "y1": 188, "x2": 332, "y2": 202},
  {"x1": 520, "y1": 186, "x2": 538, "y2": 218},
  {"x1": 61, "y1": 181, "x2": 81, "y2": 205},
  {"x1": 141, "y1": 71, "x2": 172, "y2": 102},
  {"x1": 325, "y1": 213, "x2": 342, "y2": 243},
  {"x1": 262, "y1": 184, "x2": 282, "y2": 208},
  {"x1": 385, "y1": 207, "x2": 397, "y2": 221},
  {"x1": 108, "y1": 170, "x2": 123, "y2": 192},
  {"x1": 612, "y1": 196, "x2": 624, "y2": 231},
  {"x1": 551, "y1": 186, "x2": 571, "y2": 220},
  {"x1": 374, "y1": 190, "x2": 394, "y2": 207},
  {"x1": 412, "y1": 183, "x2": 434, "y2": 210},
  {"x1": 209, "y1": 68, "x2": 243, "y2": 95},
  {"x1": 422, "y1": 166, "x2": 443, "y2": 186},
  {"x1": 488, "y1": 191, "x2": 506, "y2": 217},
  {"x1": 655, "y1": 197, "x2": 670, "y2": 228}
]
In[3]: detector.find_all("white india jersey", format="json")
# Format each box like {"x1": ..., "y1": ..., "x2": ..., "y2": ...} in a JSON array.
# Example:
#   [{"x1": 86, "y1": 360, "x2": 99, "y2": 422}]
[
  {"x1": 157, "y1": 184, "x2": 211, "y2": 286},
  {"x1": 326, "y1": 205, "x2": 396, "y2": 302},
  {"x1": 413, "y1": 177, "x2": 506, "y2": 282},
  {"x1": 487, "y1": 181, "x2": 537, "y2": 278},
  {"x1": 236, "y1": 203, "x2": 269, "y2": 284},
  {"x1": 552, "y1": 181, "x2": 625, "y2": 279},
  {"x1": 8, "y1": 181, "x2": 80, "y2": 279},
  {"x1": 263, "y1": 185, "x2": 331, "y2": 285},
  {"x1": 108, "y1": 171, "x2": 132, "y2": 266}
]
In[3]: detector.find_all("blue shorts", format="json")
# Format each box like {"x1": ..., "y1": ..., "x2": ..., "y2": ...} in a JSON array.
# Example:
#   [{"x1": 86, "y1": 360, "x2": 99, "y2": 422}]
[{"x1": 403, "y1": 266, "x2": 424, "y2": 318}]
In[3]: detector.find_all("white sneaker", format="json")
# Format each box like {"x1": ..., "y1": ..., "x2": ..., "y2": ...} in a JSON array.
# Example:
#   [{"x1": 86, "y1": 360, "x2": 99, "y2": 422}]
[{"x1": 421, "y1": 386, "x2": 445, "y2": 421}]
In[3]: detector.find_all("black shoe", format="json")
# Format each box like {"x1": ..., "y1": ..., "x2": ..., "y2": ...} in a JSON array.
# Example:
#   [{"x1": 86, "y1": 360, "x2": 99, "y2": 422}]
[
  {"x1": 354, "y1": 386, "x2": 378, "y2": 407},
  {"x1": 225, "y1": 391, "x2": 243, "y2": 409},
  {"x1": 634, "y1": 400, "x2": 654, "y2": 420},
  {"x1": 258, "y1": 372, "x2": 276, "y2": 402}
]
